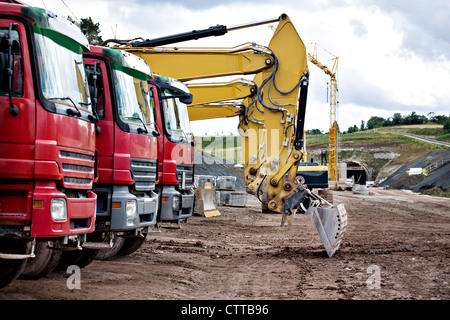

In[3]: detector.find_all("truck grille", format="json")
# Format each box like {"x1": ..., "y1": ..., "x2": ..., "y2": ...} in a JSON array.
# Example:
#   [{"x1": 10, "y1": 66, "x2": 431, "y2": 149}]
[
  {"x1": 130, "y1": 158, "x2": 157, "y2": 191},
  {"x1": 176, "y1": 164, "x2": 194, "y2": 190},
  {"x1": 59, "y1": 150, "x2": 95, "y2": 189},
  {"x1": 60, "y1": 151, "x2": 95, "y2": 160}
]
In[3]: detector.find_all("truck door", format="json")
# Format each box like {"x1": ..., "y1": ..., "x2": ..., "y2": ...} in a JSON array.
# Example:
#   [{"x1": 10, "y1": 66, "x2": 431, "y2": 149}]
[
  {"x1": 148, "y1": 83, "x2": 164, "y2": 184},
  {"x1": 84, "y1": 58, "x2": 114, "y2": 182},
  {"x1": 0, "y1": 20, "x2": 35, "y2": 178}
]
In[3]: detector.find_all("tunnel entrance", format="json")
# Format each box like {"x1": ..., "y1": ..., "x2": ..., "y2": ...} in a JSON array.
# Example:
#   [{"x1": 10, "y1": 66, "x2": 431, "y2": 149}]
[{"x1": 345, "y1": 161, "x2": 369, "y2": 185}]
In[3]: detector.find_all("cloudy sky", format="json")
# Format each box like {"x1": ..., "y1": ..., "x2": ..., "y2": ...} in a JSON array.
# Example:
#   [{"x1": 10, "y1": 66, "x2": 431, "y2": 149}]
[{"x1": 23, "y1": 0, "x2": 450, "y2": 135}]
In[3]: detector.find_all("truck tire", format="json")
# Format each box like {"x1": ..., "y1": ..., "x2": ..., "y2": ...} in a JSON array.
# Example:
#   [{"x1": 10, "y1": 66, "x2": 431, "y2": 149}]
[
  {"x1": 56, "y1": 231, "x2": 103, "y2": 270},
  {"x1": 116, "y1": 233, "x2": 147, "y2": 256},
  {"x1": 19, "y1": 240, "x2": 61, "y2": 280},
  {"x1": 94, "y1": 234, "x2": 126, "y2": 260},
  {"x1": 0, "y1": 238, "x2": 31, "y2": 289}
]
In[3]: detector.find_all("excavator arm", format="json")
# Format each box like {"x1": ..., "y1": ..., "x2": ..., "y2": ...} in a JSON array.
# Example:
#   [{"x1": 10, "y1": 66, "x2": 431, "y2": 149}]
[
  {"x1": 187, "y1": 79, "x2": 256, "y2": 106},
  {"x1": 184, "y1": 79, "x2": 254, "y2": 120},
  {"x1": 123, "y1": 42, "x2": 275, "y2": 81},
  {"x1": 187, "y1": 102, "x2": 243, "y2": 121},
  {"x1": 113, "y1": 14, "x2": 347, "y2": 257}
]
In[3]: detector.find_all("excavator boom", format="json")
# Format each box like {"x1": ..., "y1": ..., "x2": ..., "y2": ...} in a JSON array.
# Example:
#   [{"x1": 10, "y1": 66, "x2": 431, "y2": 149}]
[{"x1": 124, "y1": 43, "x2": 275, "y2": 81}]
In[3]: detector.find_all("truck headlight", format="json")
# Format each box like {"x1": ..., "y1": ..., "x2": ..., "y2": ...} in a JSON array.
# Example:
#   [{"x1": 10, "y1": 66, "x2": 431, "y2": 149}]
[
  {"x1": 51, "y1": 198, "x2": 67, "y2": 221},
  {"x1": 126, "y1": 200, "x2": 137, "y2": 217},
  {"x1": 172, "y1": 195, "x2": 182, "y2": 211}
]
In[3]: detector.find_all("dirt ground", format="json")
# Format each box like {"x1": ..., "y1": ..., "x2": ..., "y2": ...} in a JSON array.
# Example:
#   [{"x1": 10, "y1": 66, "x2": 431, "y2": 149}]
[{"x1": 0, "y1": 188, "x2": 449, "y2": 301}]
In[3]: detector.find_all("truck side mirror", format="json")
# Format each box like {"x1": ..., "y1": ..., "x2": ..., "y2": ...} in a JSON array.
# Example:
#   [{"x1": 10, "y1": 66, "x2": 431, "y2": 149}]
[
  {"x1": 0, "y1": 36, "x2": 8, "y2": 92},
  {"x1": 179, "y1": 93, "x2": 193, "y2": 105},
  {"x1": 1, "y1": 24, "x2": 20, "y2": 117}
]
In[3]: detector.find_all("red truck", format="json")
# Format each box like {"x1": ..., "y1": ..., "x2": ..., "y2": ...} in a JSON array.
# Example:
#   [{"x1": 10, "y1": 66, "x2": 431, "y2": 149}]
[
  {"x1": 0, "y1": 2, "x2": 97, "y2": 288},
  {"x1": 77, "y1": 46, "x2": 159, "y2": 262},
  {"x1": 148, "y1": 75, "x2": 195, "y2": 227}
]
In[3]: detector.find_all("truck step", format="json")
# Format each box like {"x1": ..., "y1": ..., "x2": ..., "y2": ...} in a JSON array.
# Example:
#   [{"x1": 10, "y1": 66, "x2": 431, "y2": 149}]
[{"x1": 81, "y1": 242, "x2": 112, "y2": 249}]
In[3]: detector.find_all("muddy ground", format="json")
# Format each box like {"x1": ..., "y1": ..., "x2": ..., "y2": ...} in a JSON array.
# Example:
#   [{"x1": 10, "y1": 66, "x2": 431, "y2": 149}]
[{"x1": 0, "y1": 188, "x2": 449, "y2": 302}]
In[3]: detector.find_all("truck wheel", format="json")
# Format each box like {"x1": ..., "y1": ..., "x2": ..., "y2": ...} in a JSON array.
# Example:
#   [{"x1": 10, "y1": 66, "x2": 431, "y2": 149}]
[
  {"x1": 116, "y1": 233, "x2": 147, "y2": 256},
  {"x1": 56, "y1": 230, "x2": 106, "y2": 270},
  {"x1": 94, "y1": 234, "x2": 126, "y2": 260},
  {"x1": 19, "y1": 240, "x2": 61, "y2": 280},
  {"x1": 0, "y1": 238, "x2": 31, "y2": 289}
]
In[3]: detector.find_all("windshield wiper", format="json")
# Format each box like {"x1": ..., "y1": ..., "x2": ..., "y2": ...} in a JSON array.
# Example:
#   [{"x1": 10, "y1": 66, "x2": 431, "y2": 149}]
[
  {"x1": 48, "y1": 96, "x2": 81, "y2": 117},
  {"x1": 79, "y1": 101, "x2": 99, "y2": 123},
  {"x1": 169, "y1": 127, "x2": 191, "y2": 142},
  {"x1": 124, "y1": 116, "x2": 148, "y2": 134}
]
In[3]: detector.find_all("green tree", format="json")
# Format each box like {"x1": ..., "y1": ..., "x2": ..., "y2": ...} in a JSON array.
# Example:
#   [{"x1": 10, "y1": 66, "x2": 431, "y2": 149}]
[
  {"x1": 347, "y1": 125, "x2": 359, "y2": 133},
  {"x1": 80, "y1": 17, "x2": 103, "y2": 45},
  {"x1": 444, "y1": 118, "x2": 450, "y2": 133},
  {"x1": 68, "y1": 16, "x2": 103, "y2": 45},
  {"x1": 431, "y1": 115, "x2": 449, "y2": 124},
  {"x1": 360, "y1": 120, "x2": 365, "y2": 131},
  {"x1": 402, "y1": 111, "x2": 426, "y2": 125},
  {"x1": 306, "y1": 129, "x2": 323, "y2": 135},
  {"x1": 382, "y1": 117, "x2": 393, "y2": 127},
  {"x1": 367, "y1": 116, "x2": 385, "y2": 129},
  {"x1": 392, "y1": 113, "x2": 402, "y2": 126}
]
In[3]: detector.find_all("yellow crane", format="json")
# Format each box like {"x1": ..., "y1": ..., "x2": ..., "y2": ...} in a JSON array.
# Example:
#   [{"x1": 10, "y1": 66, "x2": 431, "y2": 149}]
[{"x1": 307, "y1": 43, "x2": 340, "y2": 183}]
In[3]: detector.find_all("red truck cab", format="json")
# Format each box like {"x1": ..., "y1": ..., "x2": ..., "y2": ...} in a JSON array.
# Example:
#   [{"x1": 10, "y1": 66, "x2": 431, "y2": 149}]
[
  {"x1": 0, "y1": 3, "x2": 96, "y2": 287},
  {"x1": 148, "y1": 75, "x2": 195, "y2": 226},
  {"x1": 82, "y1": 46, "x2": 159, "y2": 258}
]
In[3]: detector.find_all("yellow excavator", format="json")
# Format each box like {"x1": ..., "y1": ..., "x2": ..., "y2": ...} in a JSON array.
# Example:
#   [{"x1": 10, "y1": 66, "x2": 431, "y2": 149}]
[{"x1": 106, "y1": 14, "x2": 347, "y2": 257}]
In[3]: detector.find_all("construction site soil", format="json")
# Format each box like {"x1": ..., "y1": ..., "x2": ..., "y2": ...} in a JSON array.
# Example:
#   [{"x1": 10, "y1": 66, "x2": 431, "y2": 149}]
[{"x1": 0, "y1": 188, "x2": 449, "y2": 301}]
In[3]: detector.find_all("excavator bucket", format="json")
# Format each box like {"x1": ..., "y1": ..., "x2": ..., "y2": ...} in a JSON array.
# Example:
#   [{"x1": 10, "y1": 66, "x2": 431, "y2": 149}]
[
  {"x1": 281, "y1": 186, "x2": 347, "y2": 257},
  {"x1": 305, "y1": 203, "x2": 347, "y2": 257},
  {"x1": 194, "y1": 183, "x2": 221, "y2": 217}
]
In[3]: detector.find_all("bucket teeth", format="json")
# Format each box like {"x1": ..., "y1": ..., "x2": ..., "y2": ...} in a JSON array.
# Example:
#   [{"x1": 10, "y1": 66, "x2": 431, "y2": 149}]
[{"x1": 305, "y1": 203, "x2": 347, "y2": 257}]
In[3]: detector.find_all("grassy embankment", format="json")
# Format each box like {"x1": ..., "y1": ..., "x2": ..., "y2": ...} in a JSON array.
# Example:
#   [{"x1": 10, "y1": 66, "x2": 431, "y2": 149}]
[
  {"x1": 196, "y1": 124, "x2": 449, "y2": 168},
  {"x1": 307, "y1": 124, "x2": 448, "y2": 168},
  {"x1": 374, "y1": 123, "x2": 450, "y2": 142}
]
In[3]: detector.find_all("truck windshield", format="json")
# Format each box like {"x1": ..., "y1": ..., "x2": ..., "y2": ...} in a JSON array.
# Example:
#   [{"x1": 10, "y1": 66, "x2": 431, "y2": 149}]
[
  {"x1": 162, "y1": 91, "x2": 192, "y2": 141},
  {"x1": 113, "y1": 69, "x2": 155, "y2": 130},
  {"x1": 35, "y1": 32, "x2": 91, "y2": 112}
]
